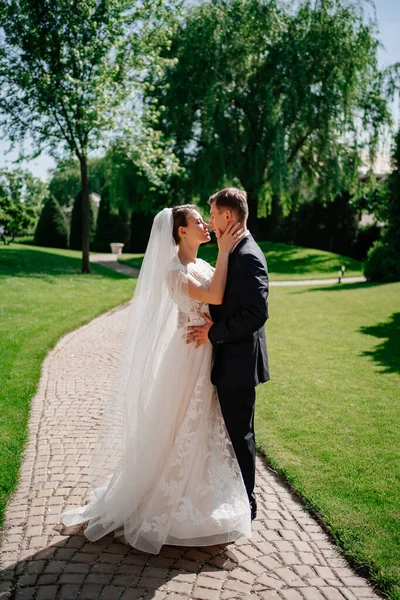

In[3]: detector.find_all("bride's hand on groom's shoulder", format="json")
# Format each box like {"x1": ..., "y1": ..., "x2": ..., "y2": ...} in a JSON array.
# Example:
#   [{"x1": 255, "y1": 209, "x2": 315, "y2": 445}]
[{"x1": 216, "y1": 222, "x2": 245, "y2": 254}]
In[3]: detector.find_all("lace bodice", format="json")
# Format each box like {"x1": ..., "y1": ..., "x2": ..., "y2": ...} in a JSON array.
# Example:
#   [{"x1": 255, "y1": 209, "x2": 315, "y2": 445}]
[{"x1": 168, "y1": 257, "x2": 215, "y2": 327}]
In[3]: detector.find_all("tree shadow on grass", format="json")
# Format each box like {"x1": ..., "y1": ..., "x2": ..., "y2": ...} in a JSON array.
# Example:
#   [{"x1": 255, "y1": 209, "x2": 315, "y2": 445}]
[
  {"x1": 198, "y1": 241, "x2": 362, "y2": 278},
  {"x1": 0, "y1": 247, "x2": 129, "y2": 280},
  {"x1": 260, "y1": 247, "x2": 359, "y2": 278},
  {"x1": 359, "y1": 312, "x2": 400, "y2": 375},
  {"x1": 293, "y1": 281, "x2": 386, "y2": 294}
]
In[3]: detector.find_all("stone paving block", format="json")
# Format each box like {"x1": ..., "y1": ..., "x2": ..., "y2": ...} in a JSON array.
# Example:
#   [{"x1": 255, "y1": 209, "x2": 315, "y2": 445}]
[
  {"x1": 115, "y1": 563, "x2": 144, "y2": 576},
  {"x1": 281, "y1": 590, "x2": 304, "y2": 600},
  {"x1": 175, "y1": 558, "x2": 202, "y2": 572},
  {"x1": 166, "y1": 580, "x2": 193, "y2": 594},
  {"x1": 111, "y1": 574, "x2": 140, "y2": 586},
  {"x1": 273, "y1": 567, "x2": 304, "y2": 587},
  {"x1": 258, "y1": 555, "x2": 282, "y2": 570},
  {"x1": 347, "y1": 587, "x2": 378, "y2": 598},
  {"x1": 36, "y1": 585, "x2": 60, "y2": 599},
  {"x1": 256, "y1": 574, "x2": 284, "y2": 590},
  {"x1": 196, "y1": 575, "x2": 224, "y2": 590},
  {"x1": 192, "y1": 587, "x2": 222, "y2": 600},
  {"x1": 99, "y1": 586, "x2": 125, "y2": 599},
  {"x1": 319, "y1": 587, "x2": 347, "y2": 600},
  {"x1": 15, "y1": 588, "x2": 37, "y2": 600},
  {"x1": 119, "y1": 590, "x2": 146, "y2": 600},
  {"x1": 258, "y1": 591, "x2": 282, "y2": 600},
  {"x1": 142, "y1": 566, "x2": 169, "y2": 579},
  {"x1": 58, "y1": 572, "x2": 86, "y2": 584},
  {"x1": 314, "y1": 567, "x2": 336, "y2": 580},
  {"x1": 301, "y1": 587, "x2": 327, "y2": 600},
  {"x1": 223, "y1": 578, "x2": 253, "y2": 595},
  {"x1": 299, "y1": 553, "x2": 321, "y2": 566},
  {"x1": 339, "y1": 590, "x2": 358, "y2": 600},
  {"x1": 199, "y1": 567, "x2": 227, "y2": 580},
  {"x1": 242, "y1": 559, "x2": 266, "y2": 576},
  {"x1": 85, "y1": 573, "x2": 114, "y2": 585},
  {"x1": 79, "y1": 584, "x2": 104, "y2": 599},
  {"x1": 59, "y1": 583, "x2": 82, "y2": 599},
  {"x1": 15, "y1": 574, "x2": 37, "y2": 587},
  {"x1": 339, "y1": 578, "x2": 373, "y2": 588},
  {"x1": 280, "y1": 552, "x2": 301, "y2": 566},
  {"x1": 229, "y1": 568, "x2": 256, "y2": 585}
]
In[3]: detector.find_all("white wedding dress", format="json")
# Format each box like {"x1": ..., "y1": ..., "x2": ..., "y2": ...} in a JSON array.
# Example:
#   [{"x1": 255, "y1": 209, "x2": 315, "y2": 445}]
[{"x1": 61, "y1": 256, "x2": 251, "y2": 554}]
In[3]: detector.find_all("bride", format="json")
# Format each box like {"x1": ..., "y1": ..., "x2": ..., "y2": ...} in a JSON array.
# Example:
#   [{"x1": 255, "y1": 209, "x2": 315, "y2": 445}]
[{"x1": 60, "y1": 204, "x2": 252, "y2": 554}]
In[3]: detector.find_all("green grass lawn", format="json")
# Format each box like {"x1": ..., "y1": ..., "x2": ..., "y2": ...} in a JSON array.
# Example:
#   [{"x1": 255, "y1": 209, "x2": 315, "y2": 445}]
[
  {"x1": 0, "y1": 243, "x2": 135, "y2": 527},
  {"x1": 118, "y1": 241, "x2": 363, "y2": 281},
  {"x1": 256, "y1": 281, "x2": 400, "y2": 598}
]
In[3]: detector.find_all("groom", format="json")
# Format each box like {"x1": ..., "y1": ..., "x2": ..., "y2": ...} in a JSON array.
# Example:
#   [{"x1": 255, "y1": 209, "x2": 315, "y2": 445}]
[{"x1": 187, "y1": 187, "x2": 269, "y2": 521}]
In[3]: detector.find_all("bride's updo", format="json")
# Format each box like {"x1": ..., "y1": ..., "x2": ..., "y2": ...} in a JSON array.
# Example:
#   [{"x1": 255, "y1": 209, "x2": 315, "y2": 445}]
[{"x1": 172, "y1": 204, "x2": 197, "y2": 244}]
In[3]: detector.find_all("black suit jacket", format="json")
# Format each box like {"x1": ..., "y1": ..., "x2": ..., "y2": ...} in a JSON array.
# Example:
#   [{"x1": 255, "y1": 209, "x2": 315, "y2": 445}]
[{"x1": 208, "y1": 233, "x2": 270, "y2": 388}]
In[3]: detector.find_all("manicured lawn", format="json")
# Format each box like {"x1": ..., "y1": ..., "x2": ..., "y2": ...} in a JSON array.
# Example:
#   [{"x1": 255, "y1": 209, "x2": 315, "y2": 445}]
[
  {"x1": 118, "y1": 241, "x2": 363, "y2": 281},
  {"x1": 256, "y1": 281, "x2": 400, "y2": 598},
  {"x1": 0, "y1": 243, "x2": 135, "y2": 526}
]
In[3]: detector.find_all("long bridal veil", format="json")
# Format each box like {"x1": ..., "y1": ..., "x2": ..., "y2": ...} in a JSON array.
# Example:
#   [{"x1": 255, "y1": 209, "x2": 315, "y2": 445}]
[{"x1": 61, "y1": 208, "x2": 191, "y2": 542}]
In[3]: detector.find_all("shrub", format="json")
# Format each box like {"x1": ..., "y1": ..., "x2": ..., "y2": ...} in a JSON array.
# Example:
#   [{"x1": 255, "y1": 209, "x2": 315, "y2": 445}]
[
  {"x1": 364, "y1": 240, "x2": 400, "y2": 282},
  {"x1": 92, "y1": 188, "x2": 131, "y2": 252},
  {"x1": 364, "y1": 129, "x2": 400, "y2": 282},
  {"x1": 130, "y1": 211, "x2": 156, "y2": 252},
  {"x1": 34, "y1": 195, "x2": 69, "y2": 249},
  {"x1": 353, "y1": 223, "x2": 381, "y2": 261}
]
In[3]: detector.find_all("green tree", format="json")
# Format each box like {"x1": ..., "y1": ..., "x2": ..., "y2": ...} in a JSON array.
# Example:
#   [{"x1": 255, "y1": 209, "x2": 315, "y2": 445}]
[
  {"x1": 0, "y1": 167, "x2": 49, "y2": 218},
  {"x1": 34, "y1": 195, "x2": 69, "y2": 249},
  {"x1": 0, "y1": 195, "x2": 36, "y2": 244},
  {"x1": 152, "y1": 0, "x2": 391, "y2": 233},
  {"x1": 0, "y1": 0, "x2": 181, "y2": 272},
  {"x1": 365, "y1": 129, "x2": 400, "y2": 281},
  {"x1": 48, "y1": 157, "x2": 107, "y2": 209}
]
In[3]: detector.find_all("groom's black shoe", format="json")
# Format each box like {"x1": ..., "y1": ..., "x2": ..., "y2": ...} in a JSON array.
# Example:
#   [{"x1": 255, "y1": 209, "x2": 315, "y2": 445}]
[{"x1": 250, "y1": 495, "x2": 257, "y2": 521}]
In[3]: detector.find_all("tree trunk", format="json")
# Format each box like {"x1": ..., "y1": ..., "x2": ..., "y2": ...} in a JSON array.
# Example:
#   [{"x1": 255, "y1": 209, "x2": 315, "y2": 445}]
[
  {"x1": 79, "y1": 155, "x2": 91, "y2": 274},
  {"x1": 245, "y1": 188, "x2": 259, "y2": 239}
]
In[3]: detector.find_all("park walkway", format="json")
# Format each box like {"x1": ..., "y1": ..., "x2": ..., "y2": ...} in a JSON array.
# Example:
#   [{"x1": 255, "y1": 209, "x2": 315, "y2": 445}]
[
  {"x1": 0, "y1": 300, "x2": 380, "y2": 600},
  {"x1": 89, "y1": 253, "x2": 366, "y2": 286}
]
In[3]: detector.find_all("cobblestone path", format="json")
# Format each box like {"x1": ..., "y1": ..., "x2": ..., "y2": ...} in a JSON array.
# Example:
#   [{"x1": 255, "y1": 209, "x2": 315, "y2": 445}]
[{"x1": 0, "y1": 304, "x2": 380, "y2": 600}]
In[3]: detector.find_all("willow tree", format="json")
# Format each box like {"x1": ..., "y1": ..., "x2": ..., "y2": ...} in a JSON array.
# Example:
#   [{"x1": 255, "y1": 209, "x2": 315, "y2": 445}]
[
  {"x1": 152, "y1": 0, "x2": 391, "y2": 233},
  {"x1": 0, "y1": 0, "x2": 180, "y2": 272}
]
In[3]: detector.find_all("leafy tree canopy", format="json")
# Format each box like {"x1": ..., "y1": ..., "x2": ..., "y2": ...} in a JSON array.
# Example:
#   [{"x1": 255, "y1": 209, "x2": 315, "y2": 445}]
[
  {"x1": 151, "y1": 0, "x2": 393, "y2": 230},
  {"x1": 0, "y1": 0, "x2": 183, "y2": 270}
]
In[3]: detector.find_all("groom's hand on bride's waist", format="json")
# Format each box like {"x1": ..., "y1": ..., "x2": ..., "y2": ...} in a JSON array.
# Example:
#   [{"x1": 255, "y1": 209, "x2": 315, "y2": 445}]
[{"x1": 186, "y1": 313, "x2": 214, "y2": 347}]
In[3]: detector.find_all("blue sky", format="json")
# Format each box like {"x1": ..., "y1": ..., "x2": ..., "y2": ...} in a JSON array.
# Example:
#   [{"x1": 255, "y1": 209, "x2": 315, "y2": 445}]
[{"x1": 1, "y1": 0, "x2": 399, "y2": 181}]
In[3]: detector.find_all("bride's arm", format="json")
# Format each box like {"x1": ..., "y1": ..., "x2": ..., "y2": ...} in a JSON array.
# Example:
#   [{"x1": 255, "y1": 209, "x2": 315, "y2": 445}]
[{"x1": 188, "y1": 223, "x2": 244, "y2": 305}]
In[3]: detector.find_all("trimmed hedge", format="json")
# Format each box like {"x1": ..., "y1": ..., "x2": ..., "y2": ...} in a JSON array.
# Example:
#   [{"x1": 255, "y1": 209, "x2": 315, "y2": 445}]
[{"x1": 34, "y1": 195, "x2": 69, "y2": 249}]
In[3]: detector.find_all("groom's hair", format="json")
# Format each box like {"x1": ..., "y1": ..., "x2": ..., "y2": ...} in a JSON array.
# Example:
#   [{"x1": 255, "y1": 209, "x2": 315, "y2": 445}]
[{"x1": 208, "y1": 187, "x2": 248, "y2": 223}]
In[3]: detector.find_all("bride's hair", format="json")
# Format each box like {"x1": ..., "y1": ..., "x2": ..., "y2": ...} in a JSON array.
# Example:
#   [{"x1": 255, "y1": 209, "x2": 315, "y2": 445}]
[{"x1": 171, "y1": 204, "x2": 197, "y2": 244}]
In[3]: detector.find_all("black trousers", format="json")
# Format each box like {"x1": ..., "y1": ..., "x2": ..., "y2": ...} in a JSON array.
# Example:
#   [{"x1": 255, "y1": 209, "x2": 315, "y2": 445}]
[{"x1": 216, "y1": 387, "x2": 257, "y2": 512}]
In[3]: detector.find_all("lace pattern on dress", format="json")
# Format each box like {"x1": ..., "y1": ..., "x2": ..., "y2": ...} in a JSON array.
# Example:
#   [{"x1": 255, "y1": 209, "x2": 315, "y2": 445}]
[
  {"x1": 142, "y1": 376, "x2": 248, "y2": 540},
  {"x1": 167, "y1": 257, "x2": 215, "y2": 328}
]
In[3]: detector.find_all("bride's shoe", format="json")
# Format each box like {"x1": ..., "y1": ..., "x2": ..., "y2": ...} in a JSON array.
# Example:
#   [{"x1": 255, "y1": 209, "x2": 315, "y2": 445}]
[{"x1": 55, "y1": 520, "x2": 90, "y2": 536}]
